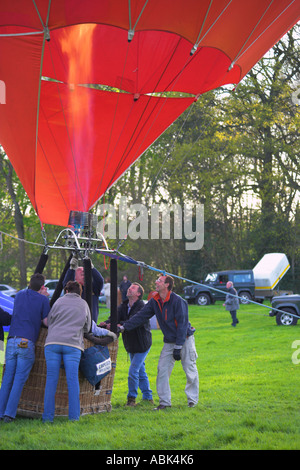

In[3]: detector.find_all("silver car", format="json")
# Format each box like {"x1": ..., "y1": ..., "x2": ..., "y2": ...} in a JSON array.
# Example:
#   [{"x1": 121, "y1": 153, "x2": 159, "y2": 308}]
[{"x1": 0, "y1": 284, "x2": 17, "y2": 297}]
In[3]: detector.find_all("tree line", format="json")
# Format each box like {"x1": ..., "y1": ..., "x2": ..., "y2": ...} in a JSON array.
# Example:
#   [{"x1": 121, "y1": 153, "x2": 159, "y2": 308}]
[{"x1": 0, "y1": 27, "x2": 299, "y2": 295}]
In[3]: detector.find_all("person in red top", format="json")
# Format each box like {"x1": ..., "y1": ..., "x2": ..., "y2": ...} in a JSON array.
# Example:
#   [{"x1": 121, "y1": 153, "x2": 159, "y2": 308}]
[{"x1": 120, "y1": 274, "x2": 199, "y2": 410}]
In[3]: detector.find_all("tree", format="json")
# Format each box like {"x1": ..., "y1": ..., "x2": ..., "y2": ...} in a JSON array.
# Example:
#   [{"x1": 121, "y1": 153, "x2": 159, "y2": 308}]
[
  {"x1": 0, "y1": 148, "x2": 28, "y2": 287},
  {"x1": 219, "y1": 26, "x2": 300, "y2": 259}
]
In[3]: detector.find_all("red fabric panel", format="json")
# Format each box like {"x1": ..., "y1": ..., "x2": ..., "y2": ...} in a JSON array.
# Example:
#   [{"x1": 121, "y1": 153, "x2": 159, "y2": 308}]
[
  {"x1": 1, "y1": 0, "x2": 299, "y2": 81},
  {"x1": 0, "y1": 33, "x2": 42, "y2": 210},
  {"x1": 42, "y1": 25, "x2": 232, "y2": 94},
  {"x1": 35, "y1": 81, "x2": 194, "y2": 226}
]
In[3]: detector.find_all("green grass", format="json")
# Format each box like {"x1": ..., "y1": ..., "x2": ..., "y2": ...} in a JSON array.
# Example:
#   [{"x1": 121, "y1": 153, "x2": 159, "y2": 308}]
[{"x1": 1, "y1": 301, "x2": 300, "y2": 450}]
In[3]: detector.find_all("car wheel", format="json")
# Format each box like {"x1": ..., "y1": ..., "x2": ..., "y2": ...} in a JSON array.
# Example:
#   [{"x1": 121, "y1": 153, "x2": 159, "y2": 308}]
[
  {"x1": 276, "y1": 308, "x2": 298, "y2": 326},
  {"x1": 195, "y1": 293, "x2": 211, "y2": 306},
  {"x1": 239, "y1": 291, "x2": 251, "y2": 304}
]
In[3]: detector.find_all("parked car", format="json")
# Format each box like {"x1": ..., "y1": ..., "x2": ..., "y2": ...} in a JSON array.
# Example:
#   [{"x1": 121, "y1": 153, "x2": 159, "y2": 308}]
[
  {"x1": 183, "y1": 270, "x2": 255, "y2": 306},
  {"x1": 183, "y1": 254, "x2": 290, "y2": 306},
  {"x1": 99, "y1": 289, "x2": 106, "y2": 304},
  {"x1": 269, "y1": 294, "x2": 300, "y2": 326},
  {"x1": 44, "y1": 279, "x2": 61, "y2": 299},
  {"x1": 0, "y1": 284, "x2": 17, "y2": 297}
]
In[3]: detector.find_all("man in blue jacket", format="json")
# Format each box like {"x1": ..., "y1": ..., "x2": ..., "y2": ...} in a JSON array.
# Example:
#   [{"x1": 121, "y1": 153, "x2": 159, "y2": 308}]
[
  {"x1": 0, "y1": 274, "x2": 50, "y2": 422},
  {"x1": 120, "y1": 274, "x2": 199, "y2": 410}
]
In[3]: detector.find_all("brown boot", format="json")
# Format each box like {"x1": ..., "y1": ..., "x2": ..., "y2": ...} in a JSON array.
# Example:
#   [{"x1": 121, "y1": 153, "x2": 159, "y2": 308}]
[
  {"x1": 142, "y1": 399, "x2": 155, "y2": 405},
  {"x1": 126, "y1": 397, "x2": 136, "y2": 407}
]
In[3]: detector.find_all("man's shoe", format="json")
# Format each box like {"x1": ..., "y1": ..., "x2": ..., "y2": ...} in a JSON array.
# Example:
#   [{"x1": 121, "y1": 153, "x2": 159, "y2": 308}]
[
  {"x1": 126, "y1": 397, "x2": 136, "y2": 407},
  {"x1": 153, "y1": 404, "x2": 171, "y2": 411},
  {"x1": 188, "y1": 402, "x2": 196, "y2": 408},
  {"x1": 138, "y1": 399, "x2": 155, "y2": 405},
  {"x1": 3, "y1": 416, "x2": 14, "y2": 423}
]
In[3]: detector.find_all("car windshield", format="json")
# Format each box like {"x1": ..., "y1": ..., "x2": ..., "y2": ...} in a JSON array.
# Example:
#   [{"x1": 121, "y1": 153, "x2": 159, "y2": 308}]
[{"x1": 205, "y1": 273, "x2": 217, "y2": 283}]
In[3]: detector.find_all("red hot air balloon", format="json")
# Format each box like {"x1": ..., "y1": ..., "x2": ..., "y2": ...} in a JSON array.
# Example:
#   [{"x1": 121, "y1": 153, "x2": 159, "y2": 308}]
[{"x1": 0, "y1": 0, "x2": 299, "y2": 227}]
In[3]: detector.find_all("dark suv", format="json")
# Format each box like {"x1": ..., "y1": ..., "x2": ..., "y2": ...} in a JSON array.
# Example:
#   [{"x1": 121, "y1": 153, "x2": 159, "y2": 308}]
[
  {"x1": 269, "y1": 294, "x2": 300, "y2": 325},
  {"x1": 183, "y1": 270, "x2": 255, "y2": 306}
]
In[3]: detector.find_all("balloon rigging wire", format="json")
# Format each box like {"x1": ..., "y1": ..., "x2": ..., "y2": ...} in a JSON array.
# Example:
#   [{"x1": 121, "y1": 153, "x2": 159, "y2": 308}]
[
  {"x1": 0, "y1": 228, "x2": 294, "y2": 319},
  {"x1": 103, "y1": 37, "x2": 196, "y2": 204},
  {"x1": 115, "y1": 42, "x2": 212, "y2": 251},
  {"x1": 234, "y1": 0, "x2": 297, "y2": 66},
  {"x1": 227, "y1": 0, "x2": 275, "y2": 71},
  {"x1": 102, "y1": 37, "x2": 192, "y2": 196},
  {"x1": 128, "y1": 0, "x2": 149, "y2": 41}
]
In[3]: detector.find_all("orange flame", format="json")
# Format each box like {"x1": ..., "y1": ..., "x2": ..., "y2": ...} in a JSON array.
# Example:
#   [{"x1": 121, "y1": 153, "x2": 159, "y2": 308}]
[
  {"x1": 60, "y1": 24, "x2": 96, "y2": 87},
  {"x1": 60, "y1": 24, "x2": 97, "y2": 208}
]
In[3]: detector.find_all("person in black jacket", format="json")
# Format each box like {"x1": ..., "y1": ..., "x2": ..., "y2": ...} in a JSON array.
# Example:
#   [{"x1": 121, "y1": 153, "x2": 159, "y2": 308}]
[
  {"x1": 119, "y1": 275, "x2": 131, "y2": 302},
  {"x1": 101, "y1": 282, "x2": 153, "y2": 406},
  {"x1": 0, "y1": 307, "x2": 12, "y2": 351}
]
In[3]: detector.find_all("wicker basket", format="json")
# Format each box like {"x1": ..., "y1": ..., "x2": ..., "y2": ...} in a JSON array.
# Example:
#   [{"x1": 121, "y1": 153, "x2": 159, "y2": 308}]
[{"x1": 16, "y1": 327, "x2": 118, "y2": 418}]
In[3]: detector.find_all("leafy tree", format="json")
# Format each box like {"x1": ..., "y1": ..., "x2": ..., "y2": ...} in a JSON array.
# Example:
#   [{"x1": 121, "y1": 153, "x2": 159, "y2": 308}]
[{"x1": 219, "y1": 26, "x2": 299, "y2": 260}]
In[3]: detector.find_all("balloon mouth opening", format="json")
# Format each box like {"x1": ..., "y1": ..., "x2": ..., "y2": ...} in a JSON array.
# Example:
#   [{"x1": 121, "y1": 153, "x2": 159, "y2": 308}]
[
  {"x1": 68, "y1": 210, "x2": 98, "y2": 231},
  {"x1": 41, "y1": 77, "x2": 196, "y2": 99}
]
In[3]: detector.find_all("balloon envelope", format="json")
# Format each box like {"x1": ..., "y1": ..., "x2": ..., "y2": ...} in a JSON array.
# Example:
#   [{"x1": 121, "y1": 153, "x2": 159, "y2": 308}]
[{"x1": 0, "y1": 0, "x2": 299, "y2": 226}]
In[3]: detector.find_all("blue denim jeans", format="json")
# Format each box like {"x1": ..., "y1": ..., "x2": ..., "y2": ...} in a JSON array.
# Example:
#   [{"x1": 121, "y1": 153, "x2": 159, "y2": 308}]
[
  {"x1": 0, "y1": 337, "x2": 35, "y2": 419},
  {"x1": 42, "y1": 344, "x2": 82, "y2": 422},
  {"x1": 230, "y1": 310, "x2": 238, "y2": 325},
  {"x1": 128, "y1": 348, "x2": 152, "y2": 400}
]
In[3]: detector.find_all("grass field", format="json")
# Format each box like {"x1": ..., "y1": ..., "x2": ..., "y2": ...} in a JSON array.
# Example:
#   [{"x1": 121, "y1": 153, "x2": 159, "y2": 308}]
[{"x1": 0, "y1": 300, "x2": 299, "y2": 451}]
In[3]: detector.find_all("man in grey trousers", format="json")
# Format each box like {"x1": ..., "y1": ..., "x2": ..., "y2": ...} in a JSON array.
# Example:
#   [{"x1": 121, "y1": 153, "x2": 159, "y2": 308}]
[{"x1": 119, "y1": 274, "x2": 199, "y2": 410}]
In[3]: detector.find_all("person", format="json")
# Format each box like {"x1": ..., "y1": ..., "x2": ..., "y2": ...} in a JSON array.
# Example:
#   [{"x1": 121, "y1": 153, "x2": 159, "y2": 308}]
[
  {"x1": 119, "y1": 275, "x2": 199, "y2": 410},
  {"x1": 0, "y1": 306, "x2": 12, "y2": 351},
  {"x1": 0, "y1": 274, "x2": 50, "y2": 423},
  {"x1": 223, "y1": 281, "x2": 240, "y2": 327},
  {"x1": 42, "y1": 281, "x2": 91, "y2": 422},
  {"x1": 119, "y1": 275, "x2": 131, "y2": 302},
  {"x1": 90, "y1": 319, "x2": 118, "y2": 340},
  {"x1": 63, "y1": 256, "x2": 104, "y2": 323},
  {"x1": 101, "y1": 282, "x2": 153, "y2": 406},
  {"x1": 103, "y1": 277, "x2": 111, "y2": 309}
]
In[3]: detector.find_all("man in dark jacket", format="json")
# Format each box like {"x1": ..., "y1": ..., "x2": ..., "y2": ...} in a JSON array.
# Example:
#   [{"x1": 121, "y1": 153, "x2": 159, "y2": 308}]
[
  {"x1": 102, "y1": 282, "x2": 153, "y2": 406},
  {"x1": 120, "y1": 275, "x2": 199, "y2": 410},
  {"x1": 0, "y1": 307, "x2": 12, "y2": 347}
]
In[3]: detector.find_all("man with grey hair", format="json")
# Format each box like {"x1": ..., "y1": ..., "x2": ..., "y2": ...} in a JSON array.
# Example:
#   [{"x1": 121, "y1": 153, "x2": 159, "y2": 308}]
[{"x1": 119, "y1": 275, "x2": 199, "y2": 410}]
